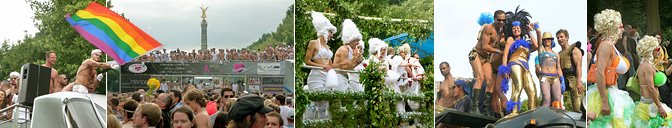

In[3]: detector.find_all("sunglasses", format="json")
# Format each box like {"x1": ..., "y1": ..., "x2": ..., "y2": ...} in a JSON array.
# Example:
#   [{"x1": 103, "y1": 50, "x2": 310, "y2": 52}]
[{"x1": 223, "y1": 95, "x2": 234, "y2": 98}]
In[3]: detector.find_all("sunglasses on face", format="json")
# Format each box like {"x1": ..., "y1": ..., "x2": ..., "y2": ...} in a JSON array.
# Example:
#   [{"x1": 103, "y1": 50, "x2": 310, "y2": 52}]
[{"x1": 223, "y1": 95, "x2": 234, "y2": 98}]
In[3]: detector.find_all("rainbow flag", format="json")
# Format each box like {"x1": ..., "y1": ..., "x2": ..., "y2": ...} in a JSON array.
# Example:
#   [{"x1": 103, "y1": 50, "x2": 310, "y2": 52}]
[{"x1": 66, "y1": 2, "x2": 162, "y2": 65}]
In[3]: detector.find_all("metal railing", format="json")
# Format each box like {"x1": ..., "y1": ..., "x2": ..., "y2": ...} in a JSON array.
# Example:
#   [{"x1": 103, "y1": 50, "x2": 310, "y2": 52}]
[{"x1": 0, "y1": 103, "x2": 33, "y2": 127}]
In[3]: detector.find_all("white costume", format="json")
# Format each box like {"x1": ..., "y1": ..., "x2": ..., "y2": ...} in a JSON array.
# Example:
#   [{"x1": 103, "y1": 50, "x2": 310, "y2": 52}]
[
  {"x1": 304, "y1": 12, "x2": 337, "y2": 120},
  {"x1": 402, "y1": 44, "x2": 424, "y2": 110},
  {"x1": 335, "y1": 19, "x2": 363, "y2": 91},
  {"x1": 347, "y1": 40, "x2": 366, "y2": 92}
]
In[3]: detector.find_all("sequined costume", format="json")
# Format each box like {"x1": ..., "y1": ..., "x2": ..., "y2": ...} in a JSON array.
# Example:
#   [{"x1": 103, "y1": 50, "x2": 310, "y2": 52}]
[{"x1": 503, "y1": 39, "x2": 537, "y2": 116}]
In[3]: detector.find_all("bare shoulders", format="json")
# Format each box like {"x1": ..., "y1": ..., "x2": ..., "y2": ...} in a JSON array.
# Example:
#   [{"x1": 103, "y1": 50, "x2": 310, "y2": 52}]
[
  {"x1": 482, "y1": 24, "x2": 493, "y2": 34},
  {"x1": 308, "y1": 40, "x2": 318, "y2": 47}
]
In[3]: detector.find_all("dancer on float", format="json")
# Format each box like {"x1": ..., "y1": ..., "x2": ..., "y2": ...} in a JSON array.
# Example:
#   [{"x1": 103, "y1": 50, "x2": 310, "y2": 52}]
[
  {"x1": 537, "y1": 32, "x2": 565, "y2": 108},
  {"x1": 556, "y1": 29, "x2": 584, "y2": 112},
  {"x1": 499, "y1": 6, "x2": 540, "y2": 117},
  {"x1": 469, "y1": 10, "x2": 506, "y2": 116},
  {"x1": 333, "y1": 19, "x2": 363, "y2": 91},
  {"x1": 303, "y1": 12, "x2": 337, "y2": 120}
]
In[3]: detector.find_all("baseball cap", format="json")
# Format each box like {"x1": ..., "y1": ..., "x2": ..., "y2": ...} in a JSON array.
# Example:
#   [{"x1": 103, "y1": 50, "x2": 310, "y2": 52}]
[{"x1": 228, "y1": 95, "x2": 273, "y2": 120}]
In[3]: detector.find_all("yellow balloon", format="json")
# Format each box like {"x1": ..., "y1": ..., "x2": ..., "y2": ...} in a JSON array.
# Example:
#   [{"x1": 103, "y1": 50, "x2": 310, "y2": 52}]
[{"x1": 147, "y1": 78, "x2": 160, "y2": 89}]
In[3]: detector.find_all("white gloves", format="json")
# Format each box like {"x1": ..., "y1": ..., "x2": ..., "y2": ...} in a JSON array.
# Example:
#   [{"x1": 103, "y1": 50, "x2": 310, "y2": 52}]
[
  {"x1": 107, "y1": 61, "x2": 120, "y2": 70},
  {"x1": 97, "y1": 74, "x2": 104, "y2": 81}
]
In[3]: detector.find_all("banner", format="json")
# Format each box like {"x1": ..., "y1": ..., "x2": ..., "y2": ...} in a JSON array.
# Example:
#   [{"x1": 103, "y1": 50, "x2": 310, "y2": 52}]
[
  {"x1": 122, "y1": 62, "x2": 261, "y2": 75},
  {"x1": 257, "y1": 63, "x2": 282, "y2": 75}
]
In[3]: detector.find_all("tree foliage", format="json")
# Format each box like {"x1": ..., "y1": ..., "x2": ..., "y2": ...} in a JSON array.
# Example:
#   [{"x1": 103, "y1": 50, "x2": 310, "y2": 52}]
[
  {"x1": 0, "y1": 0, "x2": 115, "y2": 93},
  {"x1": 247, "y1": 4, "x2": 295, "y2": 51}
]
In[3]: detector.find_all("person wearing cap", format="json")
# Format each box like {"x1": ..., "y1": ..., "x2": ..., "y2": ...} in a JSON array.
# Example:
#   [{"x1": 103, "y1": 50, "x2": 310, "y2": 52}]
[
  {"x1": 557, "y1": 29, "x2": 584, "y2": 112},
  {"x1": 228, "y1": 95, "x2": 273, "y2": 128},
  {"x1": 452, "y1": 80, "x2": 472, "y2": 112},
  {"x1": 537, "y1": 32, "x2": 565, "y2": 107},
  {"x1": 62, "y1": 49, "x2": 120, "y2": 93},
  {"x1": 184, "y1": 90, "x2": 210, "y2": 128},
  {"x1": 8, "y1": 72, "x2": 20, "y2": 95}
]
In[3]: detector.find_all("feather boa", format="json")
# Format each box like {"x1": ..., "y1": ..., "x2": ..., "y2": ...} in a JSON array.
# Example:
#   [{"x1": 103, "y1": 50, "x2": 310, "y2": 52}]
[
  {"x1": 505, "y1": 101, "x2": 521, "y2": 114},
  {"x1": 498, "y1": 65, "x2": 511, "y2": 93},
  {"x1": 509, "y1": 39, "x2": 532, "y2": 56},
  {"x1": 477, "y1": 12, "x2": 494, "y2": 26}
]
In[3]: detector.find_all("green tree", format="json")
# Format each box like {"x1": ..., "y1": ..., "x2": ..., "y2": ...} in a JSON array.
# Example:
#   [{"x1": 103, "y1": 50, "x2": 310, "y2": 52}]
[
  {"x1": 247, "y1": 5, "x2": 295, "y2": 50},
  {"x1": 0, "y1": 0, "x2": 114, "y2": 93}
]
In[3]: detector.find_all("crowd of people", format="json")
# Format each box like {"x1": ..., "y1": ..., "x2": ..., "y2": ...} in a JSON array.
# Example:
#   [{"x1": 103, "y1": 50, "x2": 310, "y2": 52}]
[
  {"x1": 436, "y1": 7, "x2": 585, "y2": 121},
  {"x1": 585, "y1": 9, "x2": 672, "y2": 127},
  {"x1": 302, "y1": 12, "x2": 426, "y2": 125},
  {"x1": 107, "y1": 83, "x2": 294, "y2": 128},
  {"x1": 132, "y1": 45, "x2": 294, "y2": 63}
]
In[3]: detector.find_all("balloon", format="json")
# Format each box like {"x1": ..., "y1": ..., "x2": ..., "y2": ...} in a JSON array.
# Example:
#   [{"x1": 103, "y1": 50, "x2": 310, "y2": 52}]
[
  {"x1": 147, "y1": 78, "x2": 160, "y2": 89},
  {"x1": 654, "y1": 72, "x2": 667, "y2": 87},
  {"x1": 616, "y1": 56, "x2": 630, "y2": 74}
]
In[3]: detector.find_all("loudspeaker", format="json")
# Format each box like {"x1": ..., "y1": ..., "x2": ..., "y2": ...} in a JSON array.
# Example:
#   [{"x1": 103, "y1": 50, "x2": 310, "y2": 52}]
[{"x1": 18, "y1": 63, "x2": 51, "y2": 106}]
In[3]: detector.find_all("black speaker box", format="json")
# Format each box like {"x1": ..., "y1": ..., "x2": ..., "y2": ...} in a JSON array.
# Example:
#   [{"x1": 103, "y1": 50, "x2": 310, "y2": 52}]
[{"x1": 18, "y1": 63, "x2": 51, "y2": 106}]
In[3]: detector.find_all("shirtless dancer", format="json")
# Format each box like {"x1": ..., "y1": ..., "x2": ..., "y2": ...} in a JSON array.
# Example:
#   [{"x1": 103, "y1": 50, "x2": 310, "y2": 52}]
[
  {"x1": 333, "y1": 19, "x2": 364, "y2": 91},
  {"x1": 42, "y1": 51, "x2": 60, "y2": 93},
  {"x1": 468, "y1": 10, "x2": 506, "y2": 116},
  {"x1": 63, "y1": 49, "x2": 119, "y2": 93}
]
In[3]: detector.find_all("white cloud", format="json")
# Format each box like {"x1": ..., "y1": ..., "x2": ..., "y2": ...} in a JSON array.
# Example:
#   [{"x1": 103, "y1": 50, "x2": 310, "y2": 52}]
[{"x1": 0, "y1": 0, "x2": 39, "y2": 43}]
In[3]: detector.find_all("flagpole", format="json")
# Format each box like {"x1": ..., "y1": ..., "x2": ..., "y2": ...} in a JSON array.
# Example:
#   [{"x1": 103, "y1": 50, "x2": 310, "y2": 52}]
[{"x1": 106, "y1": 54, "x2": 108, "y2": 93}]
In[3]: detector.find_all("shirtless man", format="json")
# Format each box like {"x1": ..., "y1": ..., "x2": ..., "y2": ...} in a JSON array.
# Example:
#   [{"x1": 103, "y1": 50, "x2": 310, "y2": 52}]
[
  {"x1": 42, "y1": 51, "x2": 60, "y2": 93},
  {"x1": 63, "y1": 49, "x2": 119, "y2": 93},
  {"x1": 437, "y1": 62, "x2": 455, "y2": 109},
  {"x1": 467, "y1": 10, "x2": 506, "y2": 115},
  {"x1": 333, "y1": 19, "x2": 364, "y2": 90},
  {"x1": 56, "y1": 74, "x2": 68, "y2": 92}
]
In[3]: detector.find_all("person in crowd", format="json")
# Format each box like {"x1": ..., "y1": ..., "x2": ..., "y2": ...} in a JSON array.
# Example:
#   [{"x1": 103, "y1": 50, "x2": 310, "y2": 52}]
[
  {"x1": 172, "y1": 107, "x2": 196, "y2": 128},
  {"x1": 227, "y1": 95, "x2": 273, "y2": 128}
]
